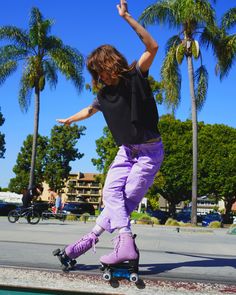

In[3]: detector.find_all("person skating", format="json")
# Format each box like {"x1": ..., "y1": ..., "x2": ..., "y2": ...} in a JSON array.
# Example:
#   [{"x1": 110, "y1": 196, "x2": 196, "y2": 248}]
[{"x1": 54, "y1": 0, "x2": 164, "y2": 270}]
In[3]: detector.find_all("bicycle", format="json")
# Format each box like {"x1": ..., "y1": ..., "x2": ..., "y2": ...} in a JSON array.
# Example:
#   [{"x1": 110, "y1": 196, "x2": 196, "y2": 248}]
[
  {"x1": 8, "y1": 204, "x2": 41, "y2": 225},
  {"x1": 41, "y1": 205, "x2": 66, "y2": 222}
]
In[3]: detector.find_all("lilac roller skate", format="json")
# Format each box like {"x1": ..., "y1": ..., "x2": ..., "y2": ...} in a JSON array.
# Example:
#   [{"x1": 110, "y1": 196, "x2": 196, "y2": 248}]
[{"x1": 100, "y1": 233, "x2": 139, "y2": 282}]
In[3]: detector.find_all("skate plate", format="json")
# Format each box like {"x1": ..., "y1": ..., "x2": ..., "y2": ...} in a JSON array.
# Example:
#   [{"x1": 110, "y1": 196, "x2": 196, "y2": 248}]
[
  {"x1": 53, "y1": 248, "x2": 77, "y2": 272},
  {"x1": 100, "y1": 261, "x2": 139, "y2": 282}
]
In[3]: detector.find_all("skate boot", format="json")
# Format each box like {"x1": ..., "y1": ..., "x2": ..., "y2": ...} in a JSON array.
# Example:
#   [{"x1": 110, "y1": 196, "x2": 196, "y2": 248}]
[
  {"x1": 100, "y1": 233, "x2": 139, "y2": 265},
  {"x1": 52, "y1": 248, "x2": 77, "y2": 272},
  {"x1": 65, "y1": 232, "x2": 99, "y2": 258},
  {"x1": 53, "y1": 232, "x2": 98, "y2": 272}
]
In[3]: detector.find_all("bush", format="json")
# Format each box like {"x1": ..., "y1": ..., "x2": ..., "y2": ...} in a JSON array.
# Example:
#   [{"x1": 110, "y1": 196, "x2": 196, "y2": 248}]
[
  {"x1": 208, "y1": 221, "x2": 222, "y2": 228},
  {"x1": 137, "y1": 214, "x2": 153, "y2": 224},
  {"x1": 131, "y1": 211, "x2": 147, "y2": 220},
  {"x1": 80, "y1": 212, "x2": 90, "y2": 222},
  {"x1": 151, "y1": 217, "x2": 160, "y2": 225},
  {"x1": 165, "y1": 218, "x2": 179, "y2": 226},
  {"x1": 66, "y1": 214, "x2": 78, "y2": 221}
]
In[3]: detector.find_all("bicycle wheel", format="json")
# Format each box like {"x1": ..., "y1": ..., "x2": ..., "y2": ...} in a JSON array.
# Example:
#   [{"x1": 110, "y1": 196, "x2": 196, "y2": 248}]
[
  {"x1": 27, "y1": 211, "x2": 40, "y2": 224},
  {"x1": 8, "y1": 210, "x2": 20, "y2": 223}
]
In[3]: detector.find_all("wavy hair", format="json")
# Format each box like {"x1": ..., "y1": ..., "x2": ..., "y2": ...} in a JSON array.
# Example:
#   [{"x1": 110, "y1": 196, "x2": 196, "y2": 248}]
[{"x1": 86, "y1": 44, "x2": 135, "y2": 88}]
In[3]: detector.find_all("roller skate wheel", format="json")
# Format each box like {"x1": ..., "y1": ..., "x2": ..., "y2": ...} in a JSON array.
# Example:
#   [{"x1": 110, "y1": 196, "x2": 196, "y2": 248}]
[
  {"x1": 130, "y1": 273, "x2": 139, "y2": 282},
  {"x1": 52, "y1": 248, "x2": 61, "y2": 256},
  {"x1": 103, "y1": 271, "x2": 111, "y2": 281},
  {"x1": 100, "y1": 264, "x2": 106, "y2": 271}
]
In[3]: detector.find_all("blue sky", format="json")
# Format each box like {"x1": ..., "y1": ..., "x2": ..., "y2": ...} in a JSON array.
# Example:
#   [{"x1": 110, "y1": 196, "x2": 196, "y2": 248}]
[{"x1": 0, "y1": 0, "x2": 235, "y2": 188}]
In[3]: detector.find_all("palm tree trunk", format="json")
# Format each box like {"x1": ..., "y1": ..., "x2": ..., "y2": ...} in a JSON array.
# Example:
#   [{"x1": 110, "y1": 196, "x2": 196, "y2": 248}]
[
  {"x1": 28, "y1": 87, "x2": 40, "y2": 189},
  {"x1": 187, "y1": 55, "x2": 198, "y2": 225}
]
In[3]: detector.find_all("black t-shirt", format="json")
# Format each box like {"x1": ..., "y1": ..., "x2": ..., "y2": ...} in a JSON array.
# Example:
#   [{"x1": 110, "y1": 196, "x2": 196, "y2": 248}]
[{"x1": 92, "y1": 65, "x2": 160, "y2": 145}]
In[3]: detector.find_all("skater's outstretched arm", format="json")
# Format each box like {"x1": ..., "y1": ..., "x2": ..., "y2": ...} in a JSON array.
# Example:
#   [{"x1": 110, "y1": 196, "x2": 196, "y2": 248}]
[
  {"x1": 117, "y1": 0, "x2": 158, "y2": 73},
  {"x1": 56, "y1": 106, "x2": 98, "y2": 125}
]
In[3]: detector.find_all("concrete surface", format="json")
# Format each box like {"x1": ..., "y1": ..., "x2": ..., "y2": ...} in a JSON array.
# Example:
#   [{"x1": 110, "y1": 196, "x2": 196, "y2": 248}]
[{"x1": 0, "y1": 217, "x2": 236, "y2": 294}]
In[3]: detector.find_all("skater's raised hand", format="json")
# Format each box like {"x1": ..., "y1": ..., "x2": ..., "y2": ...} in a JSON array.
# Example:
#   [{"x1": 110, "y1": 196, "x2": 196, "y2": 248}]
[{"x1": 117, "y1": 0, "x2": 129, "y2": 17}]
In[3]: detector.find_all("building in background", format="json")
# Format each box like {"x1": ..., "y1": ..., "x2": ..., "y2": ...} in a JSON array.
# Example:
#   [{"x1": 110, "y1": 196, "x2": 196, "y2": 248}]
[
  {"x1": 65, "y1": 172, "x2": 102, "y2": 209},
  {"x1": 41, "y1": 172, "x2": 102, "y2": 210}
]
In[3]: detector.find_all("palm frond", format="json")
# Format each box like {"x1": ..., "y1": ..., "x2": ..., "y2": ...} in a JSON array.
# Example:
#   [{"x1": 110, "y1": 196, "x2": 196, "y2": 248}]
[
  {"x1": 0, "y1": 60, "x2": 17, "y2": 85},
  {"x1": 18, "y1": 71, "x2": 33, "y2": 112},
  {"x1": 139, "y1": 1, "x2": 178, "y2": 29},
  {"x1": 200, "y1": 24, "x2": 221, "y2": 49},
  {"x1": 43, "y1": 60, "x2": 58, "y2": 89},
  {"x1": 44, "y1": 36, "x2": 63, "y2": 51},
  {"x1": 49, "y1": 46, "x2": 84, "y2": 92},
  {"x1": 63, "y1": 46, "x2": 84, "y2": 69},
  {"x1": 221, "y1": 8, "x2": 236, "y2": 31},
  {"x1": 29, "y1": 7, "x2": 54, "y2": 49},
  {"x1": 0, "y1": 26, "x2": 29, "y2": 47},
  {"x1": 165, "y1": 35, "x2": 182, "y2": 53},
  {"x1": 194, "y1": 65, "x2": 208, "y2": 111},
  {"x1": 161, "y1": 45, "x2": 181, "y2": 110},
  {"x1": 185, "y1": 0, "x2": 215, "y2": 26},
  {"x1": 217, "y1": 35, "x2": 236, "y2": 79},
  {"x1": 0, "y1": 45, "x2": 27, "y2": 63}
]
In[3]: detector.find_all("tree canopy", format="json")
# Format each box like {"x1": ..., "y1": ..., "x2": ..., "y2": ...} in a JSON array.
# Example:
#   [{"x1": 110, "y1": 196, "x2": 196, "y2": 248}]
[
  {"x1": 8, "y1": 134, "x2": 48, "y2": 193},
  {"x1": 44, "y1": 124, "x2": 85, "y2": 191},
  {"x1": 8, "y1": 124, "x2": 86, "y2": 193},
  {"x1": 0, "y1": 7, "x2": 85, "y2": 189}
]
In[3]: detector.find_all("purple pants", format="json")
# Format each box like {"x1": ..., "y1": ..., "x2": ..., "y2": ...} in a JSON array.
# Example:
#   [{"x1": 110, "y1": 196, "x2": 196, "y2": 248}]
[{"x1": 96, "y1": 140, "x2": 164, "y2": 233}]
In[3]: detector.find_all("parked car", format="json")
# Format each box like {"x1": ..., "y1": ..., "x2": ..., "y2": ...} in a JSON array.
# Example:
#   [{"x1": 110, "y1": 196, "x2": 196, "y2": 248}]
[
  {"x1": 176, "y1": 211, "x2": 191, "y2": 223},
  {"x1": 202, "y1": 212, "x2": 223, "y2": 227},
  {"x1": 146, "y1": 209, "x2": 170, "y2": 224},
  {"x1": 0, "y1": 202, "x2": 18, "y2": 216},
  {"x1": 176, "y1": 207, "x2": 203, "y2": 223},
  {"x1": 62, "y1": 202, "x2": 95, "y2": 216}
]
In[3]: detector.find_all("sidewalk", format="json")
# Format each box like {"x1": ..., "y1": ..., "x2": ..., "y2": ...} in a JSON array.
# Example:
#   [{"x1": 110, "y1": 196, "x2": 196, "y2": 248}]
[{"x1": 0, "y1": 218, "x2": 236, "y2": 294}]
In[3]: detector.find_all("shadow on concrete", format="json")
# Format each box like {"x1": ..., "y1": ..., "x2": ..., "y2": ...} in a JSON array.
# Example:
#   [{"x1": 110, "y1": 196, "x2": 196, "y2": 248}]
[{"x1": 139, "y1": 251, "x2": 236, "y2": 275}]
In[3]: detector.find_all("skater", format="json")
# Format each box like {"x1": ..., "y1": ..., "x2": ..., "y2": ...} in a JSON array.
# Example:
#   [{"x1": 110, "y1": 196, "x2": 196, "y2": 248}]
[{"x1": 54, "y1": 0, "x2": 164, "y2": 270}]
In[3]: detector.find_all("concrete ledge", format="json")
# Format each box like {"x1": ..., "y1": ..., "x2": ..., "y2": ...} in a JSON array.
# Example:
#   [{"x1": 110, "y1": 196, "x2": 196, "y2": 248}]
[{"x1": 1, "y1": 266, "x2": 236, "y2": 295}]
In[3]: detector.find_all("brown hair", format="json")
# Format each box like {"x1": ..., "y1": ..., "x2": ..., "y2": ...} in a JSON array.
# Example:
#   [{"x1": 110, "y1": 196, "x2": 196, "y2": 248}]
[{"x1": 86, "y1": 44, "x2": 135, "y2": 88}]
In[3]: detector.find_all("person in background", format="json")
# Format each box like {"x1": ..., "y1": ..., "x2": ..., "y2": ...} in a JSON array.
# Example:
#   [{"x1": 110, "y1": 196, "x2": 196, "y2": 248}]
[
  {"x1": 22, "y1": 186, "x2": 42, "y2": 208},
  {"x1": 48, "y1": 188, "x2": 62, "y2": 214}
]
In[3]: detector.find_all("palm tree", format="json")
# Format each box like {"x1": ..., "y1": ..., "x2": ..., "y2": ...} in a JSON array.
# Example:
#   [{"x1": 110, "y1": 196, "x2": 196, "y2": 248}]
[
  {"x1": 201, "y1": 7, "x2": 236, "y2": 79},
  {"x1": 0, "y1": 7, "x2": 84, "y2": 189},
  {"x1": 139, "y1": 0, "x2": 216, "y2": 224}
]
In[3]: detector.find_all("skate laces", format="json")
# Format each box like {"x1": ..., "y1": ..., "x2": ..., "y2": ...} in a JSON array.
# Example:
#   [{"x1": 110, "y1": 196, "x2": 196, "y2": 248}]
[
  {"x1": 76, "y1": 232, "x2": 98, "y2": 254},
  {"x1": 111, "y1": 235, "x2": 121, "y2": 257}
]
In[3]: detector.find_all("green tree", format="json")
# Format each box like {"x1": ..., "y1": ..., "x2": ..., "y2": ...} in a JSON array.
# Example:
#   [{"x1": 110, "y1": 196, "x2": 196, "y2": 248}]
[
  {"x1": 158, "y1": 115, "x2": 193, "y2": 215},
  {"x1": 202, "y1": 7, "x2": 236, "y2": 79},
  {"x1": 0, "y1": 7, "x2": 84, "y2": 189},
  {"x1": 0, "y1": 108, "x2": 5, "y2": 158},
  {"x1": 139, "y1": 0, "x2": 216, "y2": 224},
  {"x1": 44, "y1": 124, "x2": 85, "y2": 191},
  {"x1": 92, "y1": 126, "x2": 118, "y2": 185},
  {"x1": 8, "y1": 134, "x2": 48, "y2": 193},
  {"x1": 198, "y1": 123, "x2": 236, "y2": 218}
]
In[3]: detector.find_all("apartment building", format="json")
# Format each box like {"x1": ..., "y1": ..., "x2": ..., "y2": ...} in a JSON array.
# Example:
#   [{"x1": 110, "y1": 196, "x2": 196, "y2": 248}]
[{"x1": 64, "y1": 172, "x2": 102, "y2": 209}]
